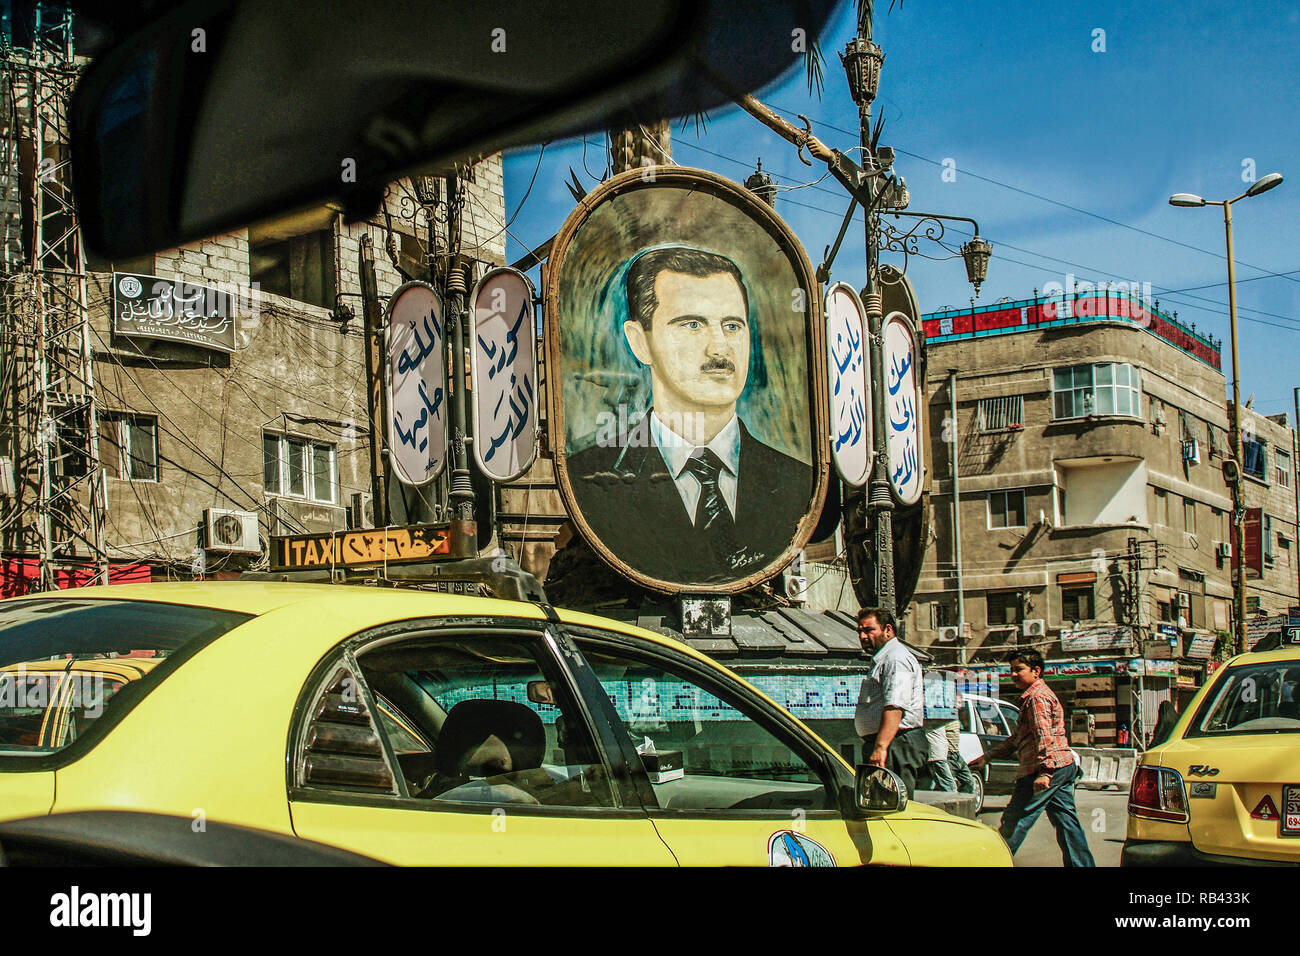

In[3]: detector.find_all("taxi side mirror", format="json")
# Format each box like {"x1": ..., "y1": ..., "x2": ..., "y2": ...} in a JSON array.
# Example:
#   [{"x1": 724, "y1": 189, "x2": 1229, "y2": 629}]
[{"x1": 855, "y1": 765, "x2": 908, "y2": 814}]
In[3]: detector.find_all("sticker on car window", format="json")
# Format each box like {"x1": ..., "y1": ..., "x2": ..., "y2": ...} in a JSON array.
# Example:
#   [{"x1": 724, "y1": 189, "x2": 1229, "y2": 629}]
[{"x1": 767, "y1": 830, "x2": 834, "y2": 867}]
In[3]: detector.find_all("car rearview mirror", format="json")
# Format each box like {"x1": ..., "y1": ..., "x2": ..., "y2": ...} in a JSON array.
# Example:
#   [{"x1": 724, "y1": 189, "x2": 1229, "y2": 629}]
[
  {"x1": 69, "y1": 0, "x2": 835, "y2": 258},
  {"x1": 526, "y1": 680, "x2": 554, "y2": 706},
  {"x1": 855, "y1": 765, "x2": 908, "y2": 814}
]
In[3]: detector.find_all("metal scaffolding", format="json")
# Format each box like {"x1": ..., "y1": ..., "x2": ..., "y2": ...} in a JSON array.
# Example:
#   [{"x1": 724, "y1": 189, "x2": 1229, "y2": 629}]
[{"x1": 1, "y1": 2, "x2": 109, "y2": 590}]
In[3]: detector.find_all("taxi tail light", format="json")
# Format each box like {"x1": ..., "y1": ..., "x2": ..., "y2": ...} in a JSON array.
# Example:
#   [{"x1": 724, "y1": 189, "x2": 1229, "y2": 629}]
[{"x1": 1129, "y1": 766, "x2": 1189, "y2": 822}]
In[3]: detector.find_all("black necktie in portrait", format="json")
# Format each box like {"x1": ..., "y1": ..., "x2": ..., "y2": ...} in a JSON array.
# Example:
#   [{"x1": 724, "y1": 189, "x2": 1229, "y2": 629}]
[{"x1": 682, "y1": 448, "x2": 744, "y2": 564}]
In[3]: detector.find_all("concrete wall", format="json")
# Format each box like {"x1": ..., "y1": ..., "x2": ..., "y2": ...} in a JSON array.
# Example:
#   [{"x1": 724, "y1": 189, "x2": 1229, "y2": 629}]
[{"x1": 1240, "y1": 407, "x2": 1300, "y2": 616}]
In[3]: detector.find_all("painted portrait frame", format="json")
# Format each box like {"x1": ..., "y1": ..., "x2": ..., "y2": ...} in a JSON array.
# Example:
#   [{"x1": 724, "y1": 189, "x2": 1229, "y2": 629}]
[{"x1": 545, "y1": 166, "x2": 829, "y2": 594}]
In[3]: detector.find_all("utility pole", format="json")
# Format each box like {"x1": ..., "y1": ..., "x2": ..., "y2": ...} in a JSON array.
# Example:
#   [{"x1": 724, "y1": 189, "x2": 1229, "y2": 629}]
[
  {"x1": 1223, "y1": 201, "x2": 1248, "y2": 655},
  {"x1": 358, "y1": 234, "x2": 390, "y2": 527},
  {"x1": 843, "y1": 5, "x2": 895, "y2": 618},
  {"x1": 948, "y1": 369, "x2": 965, "y2": 664},
  {"x1": 444, "y1": 174, "x2": 476, "y2": 557}
]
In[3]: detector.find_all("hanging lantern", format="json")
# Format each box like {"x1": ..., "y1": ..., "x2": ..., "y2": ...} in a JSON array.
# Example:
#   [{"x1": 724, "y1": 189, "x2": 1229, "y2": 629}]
[
  {"x1": 841, "y1": 36, "x2": 884, "y2": 108},
  {"x1": 961, "y1": 236, "x2": 992, "y2": 296},
  {"x1": 744, "y1": 158, "x2": 777, "y2": 207}
]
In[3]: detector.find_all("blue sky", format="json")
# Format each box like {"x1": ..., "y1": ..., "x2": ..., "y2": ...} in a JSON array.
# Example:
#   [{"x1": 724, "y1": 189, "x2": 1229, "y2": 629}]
[{"x1": 504, "y1": 1, "x2": 1300, "y2": 417}]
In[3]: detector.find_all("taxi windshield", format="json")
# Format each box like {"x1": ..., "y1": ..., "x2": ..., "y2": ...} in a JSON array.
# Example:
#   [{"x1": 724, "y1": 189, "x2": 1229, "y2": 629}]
[{"x1": 1186, "y1": 660, "x2": 1300, "y2": 738}]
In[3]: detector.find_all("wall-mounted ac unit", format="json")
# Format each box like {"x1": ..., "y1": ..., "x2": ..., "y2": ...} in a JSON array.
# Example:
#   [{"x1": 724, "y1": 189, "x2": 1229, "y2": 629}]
[
  {"x1": 937, "y1": 625, "x2": 960, "y2": 643},
  {"x1": 783, "y1": 575, "x2": 809, "y2": 602},
  {"x1": 349, "y1": 492, "x2": 374, "y2": 530},
  {"x1": 1182, "y1": 439, "x2": 1201, "y2": 465},
  {"x1": 204, "y1": 508, "x2": 261, "y2": 554},
  {"x1": 1022, "y1": 619, "x2": 1046, "y2": 638},
  {"x1": 1215, "y1": 541, "x2": 1232, "y2": 560}
]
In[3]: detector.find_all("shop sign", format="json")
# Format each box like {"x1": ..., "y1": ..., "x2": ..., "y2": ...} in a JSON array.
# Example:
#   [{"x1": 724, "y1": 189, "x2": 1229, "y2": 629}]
[
  {"x1": 112, "y1": 272, "x2": 239, "y2": 352},
  {"x1": 1061, "y1": 625, "x2": 1133, "y2": 652}
]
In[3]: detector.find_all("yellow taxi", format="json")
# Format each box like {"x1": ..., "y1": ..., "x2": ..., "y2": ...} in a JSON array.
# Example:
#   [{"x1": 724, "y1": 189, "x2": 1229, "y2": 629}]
[
  {"x1": 0, "y1": 582, "x2": 1010, "y2": 866},
  {"x1": 1124, "y1": 645, "x2": 1300, "y2": 865}
]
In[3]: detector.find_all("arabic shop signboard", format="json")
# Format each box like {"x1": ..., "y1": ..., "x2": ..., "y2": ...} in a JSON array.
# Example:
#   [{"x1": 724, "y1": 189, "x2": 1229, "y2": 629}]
[
  {"x1": 111, "y1": 272, "x2": 238, "y2": 352},
  {"x1": 883, "y1": 312, "x2": 922, "y2": 505},
  {"x1": 386, "y1": 281, "x2": 447, "y2": 486},
  {"x1": 470, "y1": 267, "x2": 538, "y2": 482},
  {"x1": 271, "y1": 524, "x2": 450, "y2": 571},
  {"x1": 546, "y1": 166, "x2": 828, "y2": 595},
  {"x1": 825, "y1": 282, "x2": 871, "y2": 487},
  {"x1": 1061, "y1": 625, "x2": 1134, "y2": 652}
]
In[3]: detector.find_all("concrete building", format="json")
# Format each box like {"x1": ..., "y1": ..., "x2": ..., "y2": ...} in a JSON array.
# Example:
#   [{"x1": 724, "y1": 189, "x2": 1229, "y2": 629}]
[
  {"x1": 0, "y1": 19, "x2": 507, "y2": 587},
  {"x1": 907, "y1": 289, "x2": 1239, "y2": 743},
  {"x1": 1238, "y1": 406, "x2": 1300, "y2": 646}
]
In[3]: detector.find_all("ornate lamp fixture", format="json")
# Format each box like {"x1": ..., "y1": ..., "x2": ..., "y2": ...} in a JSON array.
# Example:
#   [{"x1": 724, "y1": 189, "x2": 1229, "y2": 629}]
[
  {"x1": 841, "y1": 36, "x2": 884, "y2": 108},
  {"x1": 744, "y1": 158, "x2": 777, "y2": 207},
  {"x1": 961, "y1": 236, "x2": 993, "y2": 296}
]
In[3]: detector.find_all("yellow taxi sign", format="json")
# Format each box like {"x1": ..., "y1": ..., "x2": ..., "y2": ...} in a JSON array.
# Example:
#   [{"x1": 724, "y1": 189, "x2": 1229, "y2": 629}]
[{"x1": 271, "y1": 524, "x2": 450, "y2": 571}]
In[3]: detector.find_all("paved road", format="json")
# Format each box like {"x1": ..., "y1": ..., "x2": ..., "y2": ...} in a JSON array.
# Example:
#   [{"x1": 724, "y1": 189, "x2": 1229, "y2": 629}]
[{"x1": 977, "y1": 788, "x2": 1129, "y2": 867}]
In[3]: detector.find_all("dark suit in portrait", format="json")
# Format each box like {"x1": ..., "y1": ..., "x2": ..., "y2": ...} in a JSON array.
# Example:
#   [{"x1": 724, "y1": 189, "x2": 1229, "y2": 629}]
[{"x1": 566, "y1": 412, "x2": 813, "y2": 585}]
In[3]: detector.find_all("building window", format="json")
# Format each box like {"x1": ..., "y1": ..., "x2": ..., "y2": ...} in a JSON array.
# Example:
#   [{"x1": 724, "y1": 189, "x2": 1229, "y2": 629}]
[
  {"x1": 1052, "y1": 362, "x2": 1141, "y2": 419},
  {"x1": 930, "y1": 602, "x2": 955, "y2": 629},
  {"x1": 249, "y1": 227, "x2": 337, "y2": 309},
  {"x1": 99, "y1": 413, "x2": 159, "y2": 481},
  {"x1": 1183, "y1": 498, "x2": 1196, "y2": 535},
  {"x1": 977, "y1": 396, "x2": 1024, "y2": 432},
  {"x1": 1276, "y1": 449, "x2": 1291, "y2": 488},
  {"x1": 988, "y1": 490, "x2": 1026, "y2": 529},
  {"x1": 1152, "y1": 487, "x2": 1169, "y2": 526},
  {"x1": 986, "y1": 590, "x2": 1024, "y2": 627},
  {"x1": 1242, "y1": 438, "x2": 1267, "y2": 481},
  {"x1": 263, "y1": 433, "x2": 336, "y2": 503},
  {"x1": 1246, "y1": 595, "x2": 1261, "y2": 615},
  {"x1": 1264, "y1": 514, "x2": 1275, "y2": 562},
  {"x1": 1061, "y1": 586, "x2": 1093, "y2": 623}
]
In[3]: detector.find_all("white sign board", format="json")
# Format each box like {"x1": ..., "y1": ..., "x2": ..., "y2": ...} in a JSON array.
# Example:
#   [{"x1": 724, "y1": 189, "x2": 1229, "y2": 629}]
[
  {"x1": 884, "y1": 312, "x2": 923, "y2": 505},
  {"x1": 824, "y1": 282, "x2": 872, "y2": 487},
  {"x1": 1061, "y1": 625, "x2": 1133, "y2": 652},
  {"x1": 386, "y1": 282, "x2": 447, "y2": 486},
  {"x1": 470, "y1": 267, "x2": 539, "y2": 482}
]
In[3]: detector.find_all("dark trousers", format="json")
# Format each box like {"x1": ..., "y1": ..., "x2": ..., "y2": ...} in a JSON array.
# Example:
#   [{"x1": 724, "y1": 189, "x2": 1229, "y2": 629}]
[
  {"x1": 999, "y1": 762, "x2": 1096, "y2": 867},
  {"x1": 861, "y1": 727, "x2": 928, "y2": 797}
]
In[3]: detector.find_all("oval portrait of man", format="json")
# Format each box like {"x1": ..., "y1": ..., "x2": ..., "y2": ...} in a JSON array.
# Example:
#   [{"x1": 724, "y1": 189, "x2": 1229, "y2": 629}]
[{"x1": 546, "y1": 167, "x2": 828, "y2": 592}]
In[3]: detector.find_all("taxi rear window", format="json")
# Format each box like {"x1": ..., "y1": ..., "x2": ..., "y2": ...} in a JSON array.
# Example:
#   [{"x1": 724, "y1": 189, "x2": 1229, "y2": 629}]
[
  {"x1": 0, "y1": 598, "x2": 251, "y2": 756},
  {"x1": 1186, "y1": 660, "x2": 1300, "y2": 738}
]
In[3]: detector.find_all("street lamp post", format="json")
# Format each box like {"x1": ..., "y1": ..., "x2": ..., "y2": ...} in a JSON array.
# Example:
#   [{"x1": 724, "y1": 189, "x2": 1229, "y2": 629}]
[{"x1": 1170, "y1": 172, "x2": 1284, "y2": 654}]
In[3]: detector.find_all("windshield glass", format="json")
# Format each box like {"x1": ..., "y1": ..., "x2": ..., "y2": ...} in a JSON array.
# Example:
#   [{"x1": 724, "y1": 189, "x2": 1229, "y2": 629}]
[
  {"x1": 0, "y1": 599, "x2": 252, "y2": 755},
  {"x1": 1187, "y1": 660, "x2": 1300, "y2": 738}
]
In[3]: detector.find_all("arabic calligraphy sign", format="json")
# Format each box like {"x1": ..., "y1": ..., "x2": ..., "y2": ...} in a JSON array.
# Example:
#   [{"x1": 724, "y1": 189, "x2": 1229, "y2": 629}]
[
  {"x1": 470, "y1": 267, "x2": 538, "y2": 482},
  {"x1": 111, "y1": 272, "x2": 238, "y2": 352},
  {"x1": 270, "y1": 524, "x2": 450, "y2": 570},
  {"x1": 386, "y1": 282, "x2": 448, "y2": 486},
  {"x1": 824, "y1": 282, "x2": 871, "y2": 487},
  {"x1": 883, "y1": 312, "x2": 922, "y2": 505}
]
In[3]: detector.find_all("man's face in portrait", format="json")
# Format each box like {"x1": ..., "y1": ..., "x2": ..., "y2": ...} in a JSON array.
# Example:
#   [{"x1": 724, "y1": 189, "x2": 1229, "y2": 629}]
[{"x1": 624, "y1": 269, "x2": 750, "y2": 416}]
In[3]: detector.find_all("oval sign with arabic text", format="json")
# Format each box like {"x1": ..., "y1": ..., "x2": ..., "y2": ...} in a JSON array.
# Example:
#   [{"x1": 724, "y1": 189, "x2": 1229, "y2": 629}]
[
  {"x1": 825, "y1": 282, "x2": 871, "y2": 487},
  {"x1": 884, "y1": 312, "x2": 922, "y2": 506},
  {"x1": 386, "y1": 281, "x2": 448, "y2": 486},
  {"x1": 470, "y1": 267, "x2": 538, "y2": 482}
]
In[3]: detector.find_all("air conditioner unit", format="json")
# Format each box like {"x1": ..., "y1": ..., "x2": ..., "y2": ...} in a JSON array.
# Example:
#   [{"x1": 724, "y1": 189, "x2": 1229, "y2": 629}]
[
  {"x1": 204, "y1": 508, "x2": 261, "y2": 554},
  {"x1": 1182, "y1": 439, "x2": 1201, "y2": 464},
  {"x1": 1022, "y1": 619, "x2": 1046, "y2": 638},
  {"x1": 1216, "y1": 541, "x2": 1232, "y2": 560},
  {"x1": 349, "y1": 492, "x2": 374, "y2": 530},
  {"x1": 937, "y1": 625, "x2": 960, "y2": 643},
  {"x1": 783, "y1": 575, "x2": 809, "y2": 603}
]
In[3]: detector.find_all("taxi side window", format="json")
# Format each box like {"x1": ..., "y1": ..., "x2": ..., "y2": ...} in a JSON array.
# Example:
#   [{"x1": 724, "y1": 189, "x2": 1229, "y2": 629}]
[
  {"x1": 575, "y1": 640, "x2": 834, "y2": 813},
  {"x1": 354, "y1": 633, "x2": 617, "y2": 809}
]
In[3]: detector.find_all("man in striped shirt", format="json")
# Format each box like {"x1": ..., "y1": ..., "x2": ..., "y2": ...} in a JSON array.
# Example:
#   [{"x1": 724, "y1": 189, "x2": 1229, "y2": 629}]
[{"x1": 971, "y1": 650, "x2": 1095, "y2": 866}]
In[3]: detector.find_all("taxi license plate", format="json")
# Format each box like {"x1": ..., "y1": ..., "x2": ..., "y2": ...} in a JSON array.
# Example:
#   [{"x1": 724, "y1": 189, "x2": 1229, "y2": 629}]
[{"x1": 1284, "y1": 785, "x2": 1300, "y2": 835}]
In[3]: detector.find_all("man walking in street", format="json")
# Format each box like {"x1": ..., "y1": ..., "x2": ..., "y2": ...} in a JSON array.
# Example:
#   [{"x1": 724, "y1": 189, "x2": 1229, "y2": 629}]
[
  {"x1": 971, "y1": 650, "x2": 1095, "y2": 866},
  {"x1": 854, "y1": 608, "x2": 927, "y2": 796}
]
